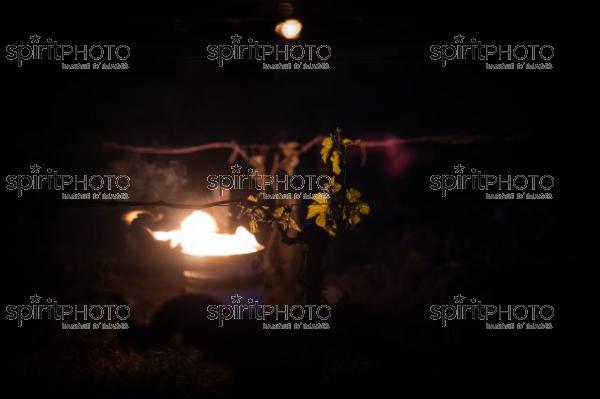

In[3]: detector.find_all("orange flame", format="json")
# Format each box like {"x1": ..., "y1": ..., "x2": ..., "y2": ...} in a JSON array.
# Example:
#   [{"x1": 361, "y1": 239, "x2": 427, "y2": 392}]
[
  {"x1": 123, "y1": 210, "x2": 148, "y2": 225},
  {"x1": 123, "y1": 210, "x2": 163, "y2": 225},
  {"x1": 149, "y1": 211, "x2": 263, "y2": 257}
]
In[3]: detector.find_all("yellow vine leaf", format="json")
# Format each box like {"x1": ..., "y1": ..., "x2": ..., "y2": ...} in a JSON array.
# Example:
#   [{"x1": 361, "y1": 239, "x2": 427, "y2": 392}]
[
  {"x1": 272, "y1": 207, "x2": 285, "y2": 219},
  {"x1": 358, "y1": 202, "x2": 370, "y2": 215},
  {"x1": 349, "y1": 214, "x2": 361, "y2": 225},
  {"x1": 307, "y1": 203, "x2": 325, "y2": 220},
  {"x1": 327, "y1": 177, "x2": 342, "y2": 193},
  {"x1": 315, "y1": 212, "x2": 327, "y2": 228},
  {"x1": 320, "y1": 136, "x2": 333, "y2": 163},
  {"x1": 330, "y1": 151, "x2": 342, "y2": 175},
  {"x1": 346, "y1": 188, "x2": 362, "y2": 202},
  {"x1": 289, "y1": 218, "x2": 301, "y2": 232},
  {"x1": 312, "y1": 193, "x2": 329, "y2": 204}
]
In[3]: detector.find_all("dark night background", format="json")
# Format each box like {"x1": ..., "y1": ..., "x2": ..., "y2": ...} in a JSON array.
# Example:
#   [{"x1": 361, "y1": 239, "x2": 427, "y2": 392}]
[{"x1": 1, "y1": 4, "x2": 569, "y2": 396}]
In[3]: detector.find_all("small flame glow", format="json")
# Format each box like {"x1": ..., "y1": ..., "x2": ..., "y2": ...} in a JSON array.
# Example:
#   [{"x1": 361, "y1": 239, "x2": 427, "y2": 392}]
[
  {"x1": 150, "y1": 211, "x2": 263, "y2": 257},
  {"x1": 123, "y1": 210, "x2": 163, "y2": 225},
  {"x1": 123, "y1": 210, "x2": 148, "y2": 225}
]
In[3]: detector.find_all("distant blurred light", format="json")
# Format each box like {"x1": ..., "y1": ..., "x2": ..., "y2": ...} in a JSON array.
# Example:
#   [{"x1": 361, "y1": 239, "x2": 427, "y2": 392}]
[
  {"x1": 275, "y1": 18, "x2": 302, "y2": 40},
  {"x1": 383, "y1": 139, "x2": 412, "y2": 177}
]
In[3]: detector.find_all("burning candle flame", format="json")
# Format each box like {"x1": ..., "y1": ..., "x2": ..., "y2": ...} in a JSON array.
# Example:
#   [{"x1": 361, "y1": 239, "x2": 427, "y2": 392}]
[
  {"x1": 123, "y1": 210, "x2": 163, "y2": 225},
  {"x1": 146, "y1": 210, "x2": 263, "y2": 257},
  {"x1": 123, "y1": 210, "x2": 148, "y2": 225}
]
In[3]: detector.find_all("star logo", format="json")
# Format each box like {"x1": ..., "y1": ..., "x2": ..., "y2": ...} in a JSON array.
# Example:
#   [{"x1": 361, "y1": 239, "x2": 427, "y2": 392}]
[
  {"x1": 30, "y1": 294, "x2": 41, "y2": 304},
  {"x1": 454, "y1": 34, "x2": 465, "y2": 44},
  {"x1": 453, "y1": 164, "x2": 465, "y2": 174},
  {"x1": 453, "y1": 294, "x2": 465, "y2": 304},
  {"x1": 230, "y1": 164, "x2": 242, "y2": 174},
  {"x1": 231, "y1": 294, "x2": 242, "y2": 304},
  {"x1": 30, "y1": 34, "x2": 41, "y2": 44},
  {"x1": 230, "y1": 34, "x2": 242, "y2": 44},
  {"x1": 30, "y1": 164, "x2": 41, "y2": 173}
]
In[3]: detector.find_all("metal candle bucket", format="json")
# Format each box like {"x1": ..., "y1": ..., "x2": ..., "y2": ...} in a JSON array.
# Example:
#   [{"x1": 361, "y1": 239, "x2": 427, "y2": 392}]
[{"x1": 182, "y1": 251, "x2": 264, "y2": 304}]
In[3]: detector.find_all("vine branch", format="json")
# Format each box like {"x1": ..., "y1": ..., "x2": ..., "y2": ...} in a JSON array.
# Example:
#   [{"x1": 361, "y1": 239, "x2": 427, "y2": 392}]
[
  {"x1": 103, "y1": 133, "x2": 487, "y2": 158},
  {"x1": 85, "y1": 198, "x2": 242, "y2": 210}
]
